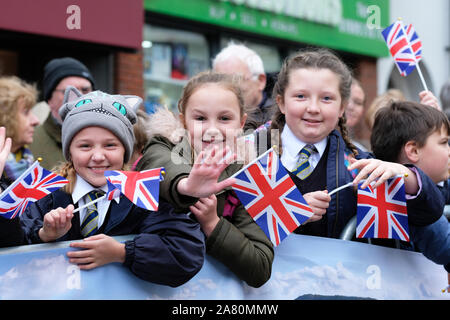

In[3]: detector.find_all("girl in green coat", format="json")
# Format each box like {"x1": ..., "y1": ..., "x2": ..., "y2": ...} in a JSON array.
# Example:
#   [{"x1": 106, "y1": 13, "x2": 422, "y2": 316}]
[{"x1": 136, "y1": 71, "x2": 274, "y2": 288}]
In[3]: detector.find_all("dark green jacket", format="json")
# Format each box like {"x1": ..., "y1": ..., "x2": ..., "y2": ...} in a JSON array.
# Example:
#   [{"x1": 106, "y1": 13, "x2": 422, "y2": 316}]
[
  {"x1": 29, "y1": 115, "x2": 65, "y2": 171},
  {"x1": 136, "y1": 135, "x2": 274, "y2": 287}
]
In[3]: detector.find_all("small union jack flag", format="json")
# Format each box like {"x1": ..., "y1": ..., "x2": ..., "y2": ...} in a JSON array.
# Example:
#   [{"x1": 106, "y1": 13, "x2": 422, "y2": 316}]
[
  {"x1": 104, "y1": 168, "x2": 165, "y2": 211},
  {"x1": 356, "y1": 176, "x2": 409, "y2": 241},
  {"x1": 231, "y1": 148, "x2": 313, "y2": 246},
  {"x1": 405, "y1": 23, "x2": 422, "y2": 62},
  {"x1": 0, "y1": 161, "x2": 69, "y2": 219},
  {"x1": 381, "y1": 20, "x2": 417, "y2": 76}
]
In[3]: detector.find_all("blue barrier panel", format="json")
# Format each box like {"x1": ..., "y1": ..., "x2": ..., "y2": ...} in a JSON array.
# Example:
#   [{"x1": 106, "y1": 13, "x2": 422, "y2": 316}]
[{"x1": 0, "y1": 234, "x2": 448, "y2": 300}]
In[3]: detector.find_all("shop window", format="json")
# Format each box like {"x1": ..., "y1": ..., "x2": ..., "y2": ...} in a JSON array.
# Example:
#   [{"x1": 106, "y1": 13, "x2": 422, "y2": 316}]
[{"x1": 143, "y1": 24, "x2": 209, "y2": 113}]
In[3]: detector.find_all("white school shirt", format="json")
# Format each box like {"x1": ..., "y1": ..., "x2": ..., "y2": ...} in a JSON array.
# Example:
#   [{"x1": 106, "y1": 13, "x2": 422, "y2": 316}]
[
  {"x1": 280, "y1": 125, "x2": 328, "y2": 172},
  {"x1": 72, "y1": 174, "x2": 120, "y2": 229}
]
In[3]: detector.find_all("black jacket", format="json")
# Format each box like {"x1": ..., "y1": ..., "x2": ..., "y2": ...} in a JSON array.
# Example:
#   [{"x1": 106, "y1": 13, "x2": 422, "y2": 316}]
[{"x1": 19, "y1": 189, "x2": 206, "y2": 287}]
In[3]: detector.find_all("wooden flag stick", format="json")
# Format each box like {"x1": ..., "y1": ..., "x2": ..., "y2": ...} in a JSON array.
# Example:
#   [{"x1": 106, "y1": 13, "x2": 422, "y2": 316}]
[
  {"x1": 415, "y1": 62, "x2": 429, "y2": 92},
  {"x1": 397, "y1": 17, "x2": 429, "y2": 92}
]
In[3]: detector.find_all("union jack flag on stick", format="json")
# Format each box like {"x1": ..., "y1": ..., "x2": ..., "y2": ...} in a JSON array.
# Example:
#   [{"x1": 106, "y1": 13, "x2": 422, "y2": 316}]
[
  {"x1": 231, "y1": 148, "x2": 313, "y2": 246},
  {"x1": 381, "y1": 19, "x2": 417, "y2": 77},
  {"x1": 104, "y1": 168, "x2": 165, "y2": 211},
  {"x1": 381, "y1": 19, "x2": 428, "y2": 91},
  {"x1": 0, "y1": 161, "x2": 69, "y2": 219},
  {"x1": 356, "y1": 176, "x2": 409, "y2": 241}
]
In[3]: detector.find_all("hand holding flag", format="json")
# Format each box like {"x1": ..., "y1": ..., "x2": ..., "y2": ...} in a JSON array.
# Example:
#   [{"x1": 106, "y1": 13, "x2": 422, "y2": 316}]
[
  {"x1": 0, "y1": 161, "x2": 69, "y2": 219},
  {"x1": 231, "y1": 148, "x2": 313, "y2": 246}
]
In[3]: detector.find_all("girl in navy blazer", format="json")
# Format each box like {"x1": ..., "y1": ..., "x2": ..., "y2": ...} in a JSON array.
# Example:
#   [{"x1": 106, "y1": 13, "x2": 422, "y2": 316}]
[{"x1": 20, "y1": 87, "x2": 205, "y2": 287}]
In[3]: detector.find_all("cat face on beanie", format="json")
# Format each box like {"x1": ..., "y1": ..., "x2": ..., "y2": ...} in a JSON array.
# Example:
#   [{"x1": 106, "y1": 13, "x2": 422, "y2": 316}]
[{"x1": 59, "y1": 86, "x2": 142, "y2": 163}]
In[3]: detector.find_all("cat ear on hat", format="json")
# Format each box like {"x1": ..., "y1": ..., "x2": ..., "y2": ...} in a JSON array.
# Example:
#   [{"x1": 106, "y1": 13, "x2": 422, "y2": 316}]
[
  {"x1": 63, "y1": 86, "x2": 83, "y2": 104},
  {"x1": 59, "y1": 86, "x2": 84, "y2": 121},
  {"x1": 124, "y1": 95, "x2": 143, "y2": 112},
  {"x1": 121, "y1": 95, "x2": 143, "y2": 125}
]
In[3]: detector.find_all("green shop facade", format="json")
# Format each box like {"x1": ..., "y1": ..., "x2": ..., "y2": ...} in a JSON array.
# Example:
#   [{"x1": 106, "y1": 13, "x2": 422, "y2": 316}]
[{"x1": 143, "y1": 0, "x2": 389, "y2": 141}]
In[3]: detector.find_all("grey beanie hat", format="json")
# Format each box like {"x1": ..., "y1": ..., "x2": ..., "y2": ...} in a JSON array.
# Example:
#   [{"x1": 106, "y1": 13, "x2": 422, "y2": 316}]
[{"x1": 59, "y1": 86, "x2": 142, "y2": 163}]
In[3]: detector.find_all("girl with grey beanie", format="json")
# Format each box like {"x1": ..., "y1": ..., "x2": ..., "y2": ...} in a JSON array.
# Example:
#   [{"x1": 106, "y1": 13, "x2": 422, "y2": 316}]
[{"x1": 19, "y1": 87, "x2": 205, "y2": 286}]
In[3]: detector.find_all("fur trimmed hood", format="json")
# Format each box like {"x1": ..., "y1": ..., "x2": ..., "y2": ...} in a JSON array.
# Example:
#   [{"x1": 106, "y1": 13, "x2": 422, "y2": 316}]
[{"x1": 146, "y1": 107, "x2": 186, "y2": 145}]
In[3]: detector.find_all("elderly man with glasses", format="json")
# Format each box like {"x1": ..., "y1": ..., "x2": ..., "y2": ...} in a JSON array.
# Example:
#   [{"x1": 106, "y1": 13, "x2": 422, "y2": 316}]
[{"x1": 30, "y1": 57, "x2": 95, "y2": 170}]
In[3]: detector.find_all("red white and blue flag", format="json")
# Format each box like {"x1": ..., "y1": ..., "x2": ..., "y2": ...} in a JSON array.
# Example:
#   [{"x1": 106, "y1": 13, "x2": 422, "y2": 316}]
[
  {"x1": 104, "y1": 168, "x2": 165, "y2": 211},
  {"x1": 0, "y1": 161, "x2": 69, "y2": 219},
  {"x1": 231, "y1": 148, "x2": 313, "y2": 246},
  {"x1": 381, "y1": 20, "x2": 417, "y2": 76},
  {"x1": 356, "y1": 176, "x2": 409, "y2": 241},
  {"x1": 405, "y1": 23, "x2": 422, "y2": 62}
]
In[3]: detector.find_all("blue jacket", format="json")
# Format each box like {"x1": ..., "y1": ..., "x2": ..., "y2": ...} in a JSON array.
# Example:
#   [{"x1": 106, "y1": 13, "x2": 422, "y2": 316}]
[
  {"x1": 20, "y1": 189, "x2": 206, "y2": 287},
  {"x1": 410, "y1": 215, "x2": 450, "y2": 272}
]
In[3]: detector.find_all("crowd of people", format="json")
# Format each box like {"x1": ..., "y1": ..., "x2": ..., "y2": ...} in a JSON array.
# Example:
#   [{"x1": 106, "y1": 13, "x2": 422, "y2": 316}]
[{"x1": 0, "y1": 43, "x2": 448, "y2": 291}]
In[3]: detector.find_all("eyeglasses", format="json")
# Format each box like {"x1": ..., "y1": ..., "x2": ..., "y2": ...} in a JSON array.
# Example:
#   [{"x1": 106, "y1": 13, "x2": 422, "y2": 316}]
[{"x1": 54, "y1": 86, "x2": 92, "y2": 94}]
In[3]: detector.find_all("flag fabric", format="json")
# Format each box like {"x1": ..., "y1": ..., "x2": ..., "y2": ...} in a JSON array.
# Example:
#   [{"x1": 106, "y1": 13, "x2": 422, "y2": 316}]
[
  {"x1": 405, "y1": 23, "x2": 422, "y2": 62},
  {"x1": 356, "y1": 176, "x2": 409, "y2": 241},
  {"x1": 381, "y1": 20, "x2": 417, "y2": 76},
  {"x1": 231, "y1": 148, "x2": 313, "y2": 246},
  {"x1": 105, "y1": 179, "x2": 121, "y2": 201},
  {"x1": 104, "y1": 168, "x2": 165, "y2": 211},
  {"x1": 0, "y1": 161, "x2": 69, "y2": 219}
]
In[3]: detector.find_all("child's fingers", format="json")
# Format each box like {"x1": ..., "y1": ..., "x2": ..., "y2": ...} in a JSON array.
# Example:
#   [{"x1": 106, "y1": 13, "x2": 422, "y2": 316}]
[
  {"x1": 194, "y1": 150, "x2": 206, "y2": 166},
  {"x1": 215, "y1": 177, "x2": 236, "y2": 192},
  {"x1": 203, "y1": 146, "x2": 218, "y2": 165},
  {"x1": 351, "y1": 159, "x2": 378, "y2": 185},
  {"x1": 44, "y1": 214, "x2": 56, "y2": 229},
  {"x1": 193, "y1": 199, "x2": 207, "y2": 211},
  {"x1": 189, "y1": 205, "x2": 202, "y2": 216},
  {"x1": 69, "y1": 256, "x2": 94, "y2": 265},
  {"x1": 83, "y1": 234, "x2": 104, "y2": 241},
  {"x1": 70, "y1": 241, "x2": 95, "y2": 249}
]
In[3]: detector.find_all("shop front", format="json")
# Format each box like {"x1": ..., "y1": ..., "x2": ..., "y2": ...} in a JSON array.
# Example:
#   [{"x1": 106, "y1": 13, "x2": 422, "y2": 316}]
[
  {"x1": 0, "y1": 0, "x2": 143, "y2": 96},
  {"x1": 143, "y1": 0, "x2": 389, "y2": 115}
]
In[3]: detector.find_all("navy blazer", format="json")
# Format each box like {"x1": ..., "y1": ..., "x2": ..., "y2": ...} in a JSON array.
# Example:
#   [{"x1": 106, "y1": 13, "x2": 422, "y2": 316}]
[{"x1": 20, "y1": 189, "x2": 205, "y2": 287}]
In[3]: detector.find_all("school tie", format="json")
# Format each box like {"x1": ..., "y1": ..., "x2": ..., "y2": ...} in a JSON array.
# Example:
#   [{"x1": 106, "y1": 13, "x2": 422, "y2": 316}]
[
  {"x1": 80, "y1": 190, "x2": 104, "y2": 237},
  {"x1": 292, "y1": 144, "x2": 317, "y2": 180}
]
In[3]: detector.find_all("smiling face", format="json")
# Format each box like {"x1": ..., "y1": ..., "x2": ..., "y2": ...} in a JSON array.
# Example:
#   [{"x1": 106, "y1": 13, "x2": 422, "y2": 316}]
[
  {"x1": 11, "y1": 100, "x2": 39, "y2": 152},
  {"x1": 277, "y1": 68, "x2": 344, "y2": 144},
  {"x1": 181, "y1": 83, "x2": 246, "y2": 155},
  {"x1": 69, "y1": 126, "x2": 125, "y2": 187},
  {"x1": 346, "y1": 82, "x2": 365, "y2": 128},
  {"x1": 415, "y1": 126, "x2": 450, "y2": 183}
]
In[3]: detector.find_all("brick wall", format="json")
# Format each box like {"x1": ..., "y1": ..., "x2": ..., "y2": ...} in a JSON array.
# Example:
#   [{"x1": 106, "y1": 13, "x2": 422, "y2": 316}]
[{"x1": 114, "y1": 51, "x2": 144, "y2": 98}]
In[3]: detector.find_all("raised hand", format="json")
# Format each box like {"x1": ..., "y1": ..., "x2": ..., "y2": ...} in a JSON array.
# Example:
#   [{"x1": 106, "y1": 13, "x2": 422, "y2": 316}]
[
  {"x1": 419, "y1": 90, "x2": 441, "y2": 110},
  {"x1": 177, "y1": 145, "x2": 236, "y2": 198}
]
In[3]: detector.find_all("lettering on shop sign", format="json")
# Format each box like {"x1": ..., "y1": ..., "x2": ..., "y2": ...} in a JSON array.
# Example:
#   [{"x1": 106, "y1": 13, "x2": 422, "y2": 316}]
[
  {"x1": 66, "y1": 5, "x2": 81, "y2": 30},
  {"x1": 218, "y1": 0, "x2": 342, "y2": 27}
]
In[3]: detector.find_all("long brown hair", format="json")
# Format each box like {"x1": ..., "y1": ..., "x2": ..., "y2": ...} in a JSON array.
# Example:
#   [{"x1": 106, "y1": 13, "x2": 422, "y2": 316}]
[
  {"x1": 178, "y1": 70, "x2": 245, "y2": 118},
  {"x1": 271, "y1": 48, "x2": 358, "y2": 155}
]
